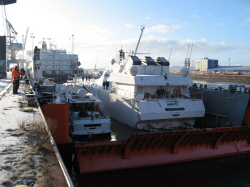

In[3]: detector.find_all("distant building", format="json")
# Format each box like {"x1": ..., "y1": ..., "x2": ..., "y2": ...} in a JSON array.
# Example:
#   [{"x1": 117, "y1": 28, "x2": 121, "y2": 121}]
[{"x1": 195, "y1": 57, "x2": 218, "y2": 71}]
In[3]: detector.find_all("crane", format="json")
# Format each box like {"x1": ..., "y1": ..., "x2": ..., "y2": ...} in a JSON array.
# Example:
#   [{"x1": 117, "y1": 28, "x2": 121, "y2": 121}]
[
  {"x1": 22, "y1": 27, "x2": 29, "y2": 50},
  {"x1": 1, "y1": 0, "x2": 18, "y2": 70},
  {"x1": 184, "y1": 44, "x2": 193, "y2": 69}
]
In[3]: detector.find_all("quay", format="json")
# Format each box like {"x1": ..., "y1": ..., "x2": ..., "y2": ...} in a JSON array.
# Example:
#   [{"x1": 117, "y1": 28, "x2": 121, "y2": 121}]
[
  {"x1": 0, "y1": 74, "x2": 73, "y2": 187},
  {"x1": 188, "y1": 74, "x2": 250, "y2": 84}
]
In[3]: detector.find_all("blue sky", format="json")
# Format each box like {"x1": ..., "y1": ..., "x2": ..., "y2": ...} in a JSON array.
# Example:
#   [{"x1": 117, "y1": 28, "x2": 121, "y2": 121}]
[{"x1": 1, "y1": 0, "x2": 250, "y2": 69}]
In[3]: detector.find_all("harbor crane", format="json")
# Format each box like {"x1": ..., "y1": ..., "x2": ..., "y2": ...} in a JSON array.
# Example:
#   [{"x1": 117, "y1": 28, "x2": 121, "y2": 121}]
[
  {"x1": 184, "y1": 44, "x2": 193, "y2": 69},
  {"x1": 1, "y1": 1, "x2": 26, "y2": 70}
]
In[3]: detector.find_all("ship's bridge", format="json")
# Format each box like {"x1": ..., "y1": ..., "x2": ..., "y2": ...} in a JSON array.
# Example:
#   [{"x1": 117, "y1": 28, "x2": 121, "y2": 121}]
[{"x1": 124, "y1": 56, "x2": 170, "y2": 76}]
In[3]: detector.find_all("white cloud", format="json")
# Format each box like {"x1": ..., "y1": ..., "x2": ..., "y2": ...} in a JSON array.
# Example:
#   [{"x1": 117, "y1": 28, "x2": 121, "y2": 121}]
[
  {"x1": 144, "y1": 17, "x2": 151, "y2": 20},
  {"x1": 247, "y1": 18, "x2": 250, "y2": 23},
  {"x1": 124, "y1": 24, "x2": 135, "y2": 28},
  {"x1": 239, "y1": 44, "x2": 250, "y2": 51},
  {"x1": 146, "y1": 25, "x2": 181, "y2": 33},
  {"x1": 201, "y1": 38, "x2": 206, "y2": 42},
  {"x1": 193, "y1": 15, "x2": 201, "y2": 18}
]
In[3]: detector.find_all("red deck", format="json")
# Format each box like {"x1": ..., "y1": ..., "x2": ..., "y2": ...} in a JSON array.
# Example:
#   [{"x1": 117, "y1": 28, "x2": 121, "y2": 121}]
[{"x1": 75, "y1": 126, "x2": 250, "y2": 173}]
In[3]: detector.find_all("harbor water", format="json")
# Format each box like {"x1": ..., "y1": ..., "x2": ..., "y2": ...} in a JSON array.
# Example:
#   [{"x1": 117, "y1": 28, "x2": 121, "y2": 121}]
[{"x1": 74, "y1": 80, "x2": 250, "y2": 187}]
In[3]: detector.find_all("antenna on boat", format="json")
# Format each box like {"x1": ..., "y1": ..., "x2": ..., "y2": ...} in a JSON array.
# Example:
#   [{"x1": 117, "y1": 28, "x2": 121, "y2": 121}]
[
  {"x1": 134, "y1": 26, "x2": 145, "y2": 56},
  {"x1": 168, "y1": 48, "x2": 172, "y2": 62}
]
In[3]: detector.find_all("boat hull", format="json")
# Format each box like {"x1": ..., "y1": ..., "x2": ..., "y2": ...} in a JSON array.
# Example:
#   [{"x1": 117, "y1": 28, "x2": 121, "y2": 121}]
[
  {"x1": 75, "y1": 126, "x2": 250, "y2": 174},
  {"x1": 87, "y1": 85, "x2": 204, "y2": 130},
  {"x1": 189, "y1": 88, "x2": 250, "y2": 127}
]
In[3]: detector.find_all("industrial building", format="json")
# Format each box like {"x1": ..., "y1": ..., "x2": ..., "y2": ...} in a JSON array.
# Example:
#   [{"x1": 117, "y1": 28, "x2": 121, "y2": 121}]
[
  {"x1": 195, "y1": 57, "x2": 218, "y2": 71},
  {"x1": 170, "y1": 57, "x2": 250, "y2": 75}
]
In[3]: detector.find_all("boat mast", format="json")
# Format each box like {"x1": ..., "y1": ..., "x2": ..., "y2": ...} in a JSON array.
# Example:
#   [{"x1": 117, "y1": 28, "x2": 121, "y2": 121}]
[{"x1": 134, "y1": 26, "x2": 145, "y2": 56}]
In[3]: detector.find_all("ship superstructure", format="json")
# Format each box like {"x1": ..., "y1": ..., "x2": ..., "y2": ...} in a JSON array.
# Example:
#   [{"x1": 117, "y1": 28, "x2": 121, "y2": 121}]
[
  {"x1": 86, "y1": 54, "x2": 205, "y2": 131},
  {"x1": 31, "y1": 41, "x2": 80, "y2": 83},
  {"x1": 84, "y1": 27, "x2": 204, "y2": 131}
]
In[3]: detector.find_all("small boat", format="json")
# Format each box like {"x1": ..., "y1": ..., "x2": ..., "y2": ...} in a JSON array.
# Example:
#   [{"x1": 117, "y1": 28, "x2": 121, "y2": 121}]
[
  {"x1": 60, "y1": 82, "x2": 111, "y2": 138},
  {"x1": 60, "y1": 83, "x2": 111, "y2": 137},
  {"x1": 35, "y1": 79, "x2": 111, "y2": 139}
]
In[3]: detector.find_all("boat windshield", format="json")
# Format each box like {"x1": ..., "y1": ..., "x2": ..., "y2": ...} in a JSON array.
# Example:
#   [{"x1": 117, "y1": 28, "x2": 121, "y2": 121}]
[{"x1": 131, "y1": 56, "x2": 141, "y2": 65}]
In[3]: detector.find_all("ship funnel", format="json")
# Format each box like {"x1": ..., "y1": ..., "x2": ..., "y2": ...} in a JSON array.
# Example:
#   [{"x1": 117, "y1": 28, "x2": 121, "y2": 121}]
[{"x1": 42, "y1": 41, "x2": 47, "y2": 50}]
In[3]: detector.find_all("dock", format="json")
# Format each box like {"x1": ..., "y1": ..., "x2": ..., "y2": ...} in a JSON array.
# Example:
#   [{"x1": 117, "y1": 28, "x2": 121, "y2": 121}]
[
  {"x1": 0, "y1": 75, "x2": 73, "y2": 187},
  {"x1": 188, "y1": 74, "x2": 250, "y2": 84}
]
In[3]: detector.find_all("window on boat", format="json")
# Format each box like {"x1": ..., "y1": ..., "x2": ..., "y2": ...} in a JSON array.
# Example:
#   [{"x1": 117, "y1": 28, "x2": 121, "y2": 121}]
[
  {"x1": 137, "y1": 87, "x2": 143, "y2": 94},
  {"x1": 145, "y1": 56, "x2": 157, "y2": 66},
  {"x1": 84, "y1": 124, "x2": 101, "y2": 127},
  {"x1": 131, "y1": 56, "x2": 141, "y2": 65},
  {"x1": 156, "y1": 57, "x2": 170, "y2": 66}
]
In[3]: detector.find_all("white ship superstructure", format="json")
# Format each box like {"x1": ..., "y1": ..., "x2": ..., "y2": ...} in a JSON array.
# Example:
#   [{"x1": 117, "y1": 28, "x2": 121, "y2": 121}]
[
  {"x1": 31, "y1": 41, "x2": 79, "y2": 82},
  {"x1": 85, "y1": 27, "x2": 205, "y2": 131}
]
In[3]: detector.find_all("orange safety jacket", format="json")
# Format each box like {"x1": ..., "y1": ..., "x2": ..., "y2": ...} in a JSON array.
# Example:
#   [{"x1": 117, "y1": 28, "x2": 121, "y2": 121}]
[{"x1": 12, "y1": 69, "x2": 21, "y2": 81}]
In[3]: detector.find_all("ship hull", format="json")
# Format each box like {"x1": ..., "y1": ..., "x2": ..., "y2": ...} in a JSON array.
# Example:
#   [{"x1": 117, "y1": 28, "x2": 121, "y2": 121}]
[
  {"x1": 189, "y1": 88, "x2": 250, "y2": 127},
  {"x1": 87, "y1": 85, "x2": 204, "y2": 130},
  {"x1": 75, "y1": 126, "x2": 250, "y2": 174}
]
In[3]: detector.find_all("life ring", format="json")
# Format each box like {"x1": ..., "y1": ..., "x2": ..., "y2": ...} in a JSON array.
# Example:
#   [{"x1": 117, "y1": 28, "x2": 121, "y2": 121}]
[{"x1": 173, "y1": 89, "x2": 179, "y2": 94}]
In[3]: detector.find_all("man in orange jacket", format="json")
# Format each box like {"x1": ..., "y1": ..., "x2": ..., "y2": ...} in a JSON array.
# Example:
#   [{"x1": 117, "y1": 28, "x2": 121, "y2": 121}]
[{"x1": 12, "y1": 66, "x2": 22, "y2": 94}]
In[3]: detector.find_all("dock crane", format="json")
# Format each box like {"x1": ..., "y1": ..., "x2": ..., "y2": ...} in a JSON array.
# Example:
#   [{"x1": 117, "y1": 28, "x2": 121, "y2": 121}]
[
  {"x1": 184, "y1": 44, "x2": 193, "y2": 69},
  {"x1": 5, "y1": 19, "x2": 23, "y2": 69},
  {"x1": 1, "y1": 1, "x2": 24, "y2": 70},
  {"x1": 22, "y1": 27, "x2": 29, "y2": 51}
]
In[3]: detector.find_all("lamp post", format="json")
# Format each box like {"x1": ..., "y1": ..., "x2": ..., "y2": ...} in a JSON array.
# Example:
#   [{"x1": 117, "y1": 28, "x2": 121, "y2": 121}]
[{"x1": 228, "y1": 58, "x2": 230, "y2": 66}]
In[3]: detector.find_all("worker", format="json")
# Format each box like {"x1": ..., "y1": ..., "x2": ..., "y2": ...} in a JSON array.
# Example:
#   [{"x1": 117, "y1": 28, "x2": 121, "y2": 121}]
[
  {"x1": 20, "y1": 68, "x2": 26, "y2": 79},
  {"x1": 95, "y1": 103, "x2": 101, "y2": 111},
  {"x1": 12, "y1": 66, "x2": 22, "y2": 94}
]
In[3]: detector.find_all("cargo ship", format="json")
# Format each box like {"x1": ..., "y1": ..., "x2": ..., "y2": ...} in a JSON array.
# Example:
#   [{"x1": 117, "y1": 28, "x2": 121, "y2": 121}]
[
  {"x1": 29, "y1": 41, "x2": 81, "y2": 83},
  {"x1": 34, "y1": 27, "x2": 250, "y2": 175}
]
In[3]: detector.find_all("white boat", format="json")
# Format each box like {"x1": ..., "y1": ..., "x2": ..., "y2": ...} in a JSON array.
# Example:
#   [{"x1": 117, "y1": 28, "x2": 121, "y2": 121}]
[
  {"x1": 36, "y1": 79, "x2": 111, "y2": 138},
  {"x1": 58, "y1": 82, "x2": 111, "y2": 138},
  {"x1": 85, "y1": 27, "x2": 205, "y2": 131}
]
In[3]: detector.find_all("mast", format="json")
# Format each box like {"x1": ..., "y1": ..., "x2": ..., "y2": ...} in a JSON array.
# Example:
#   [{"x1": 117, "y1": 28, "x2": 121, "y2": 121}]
[{"x1": 134, "y1": 26, "x2": 145, "y2": 56}]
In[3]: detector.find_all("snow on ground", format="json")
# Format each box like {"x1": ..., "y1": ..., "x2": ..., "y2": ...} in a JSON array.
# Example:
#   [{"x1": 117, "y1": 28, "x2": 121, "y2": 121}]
[{"x1": 0, "y1": 76, "x2": 68, "y2": 186}]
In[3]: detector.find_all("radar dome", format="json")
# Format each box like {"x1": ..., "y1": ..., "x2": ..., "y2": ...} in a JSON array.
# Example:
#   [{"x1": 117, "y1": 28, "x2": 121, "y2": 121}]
[
  {"x1": 77, "y1": 88, "x2": 88, "y2": 98},
  {"x1": 180, "y1": 67, "x2": 189, "y2": 77},
  {"x1": 130, "y1": 65, "x2": 138, "y2": 76}
]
